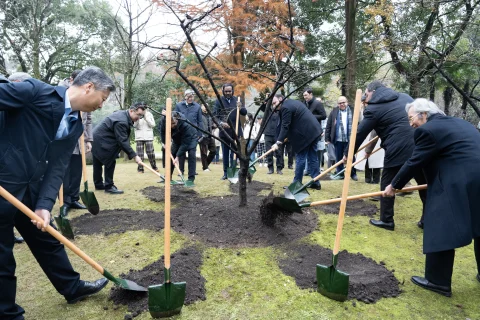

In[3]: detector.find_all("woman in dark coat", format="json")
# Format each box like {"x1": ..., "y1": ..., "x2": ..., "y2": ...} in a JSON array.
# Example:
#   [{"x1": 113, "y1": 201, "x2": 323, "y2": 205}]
[{"x1": 384, "y1": 98, "x2": 480, "y2": 297}]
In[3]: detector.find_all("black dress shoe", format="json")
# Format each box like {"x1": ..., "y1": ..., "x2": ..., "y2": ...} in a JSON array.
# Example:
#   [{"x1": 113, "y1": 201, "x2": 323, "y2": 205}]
[
  {"x1": 351, "y1": 174, "x2": 358, "y2": 181},
  {"x1": 308, "y1": 184, "x2": 321, "y2": 190},
  {"x1": 411, "y1": 276, "x2": 452, "y2": 297},
  {"x1": 66, "y1": 278, "x2": 109, "y2": 304},
  {"x1": 277, "y1": 170, "x2": 283, "y2": 175},
  {"x1": 221, "y1": 175, "x2": 227, "y2": 180},
  {"x1": 288, "y1": 165, "x2": 293, "y2": 169},
  {"x1": 369, "y1": 219, "x2": 395, "y2": 231},
  {"x1": 104, "y1": 185, "x2": 124, "y2": 194},
  {"x1": 14, "y1": 236, "x2": 24, "y2": 244},
  {"x1": 70, "y1": 201, "x2": 87, "y2": 210},
  {"x1": 267, "y1": 169, "x2": 274, "y2": 174},
  {"x1": 95, "y1": 185, "x2": 105, "y2": 190},
  {"x1": 417, "y1": 221, "x2": 424, "y2": 229}
]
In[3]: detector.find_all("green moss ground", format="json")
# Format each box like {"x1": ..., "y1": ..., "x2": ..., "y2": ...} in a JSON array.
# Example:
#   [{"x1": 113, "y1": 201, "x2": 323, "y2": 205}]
[{"x1": 14, "y1": 161, "x2": 480, "y2": 319}]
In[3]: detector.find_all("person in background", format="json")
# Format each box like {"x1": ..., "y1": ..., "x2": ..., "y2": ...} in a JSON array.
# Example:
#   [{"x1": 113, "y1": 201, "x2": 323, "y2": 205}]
[
  {"x1": 243, "y1": 113, "x2": 257, "y2": 162},
  {"x1": 384, "y1": 98, "x2": 480, "y2": 297},
  {"x1": 303, "y1": 89, "x2": 327, "y2": 175},
  {"x1": 8, "y1": 72, "x2": 32, "y2": 82},
  {"x1": 213, "y1": 124, "x2": 221, "y2": 164},
  {"x1": 200, "y1": 104, "x2": 216, "y2": 171},
  {"x1": 133, "y1": 103, "x2": 158, "y2": 173},
  {"x1": 255, "y1": 116, "x2": 266, "y2": 166}
]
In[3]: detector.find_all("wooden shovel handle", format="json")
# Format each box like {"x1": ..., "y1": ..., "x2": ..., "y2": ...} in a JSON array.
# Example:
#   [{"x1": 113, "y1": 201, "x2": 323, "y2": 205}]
[
  {"x1": 308, "y1": 185, "x2": 427, "y2": 207},
  {"x1": 313, "y1": 136, "x2": 379, "y2": 183},
  {"x1": 80, "y1": 134, "x2": 88, "y2": 183},
  {"x1": 138, "y1": 161, "x2": 162, "y2": 177},
  {"x1": 165, "y1": 98, "x2": 172, "y2": 270},
  {"x1": 332, "y1": 147, "x2": 382, "y2": 177},
  {"x1": 169, "y1": 154, "x2": 183, "y2": 177},
  {"x1": 333, "y1": 89, "x2": 363, "y2": 255},
  {"x1": 59, "y1": 184, "x2": 64, "y2": 206},
  {"x1": 233, "y1": 102, "x2": 241, "y2": 161},
  {"x1": 0, "y1": 185, "x2": 105, "y2": 275}
]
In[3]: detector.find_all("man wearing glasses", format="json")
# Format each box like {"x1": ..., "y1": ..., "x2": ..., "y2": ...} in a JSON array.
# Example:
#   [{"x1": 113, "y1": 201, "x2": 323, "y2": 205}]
[
  {"x1": 345, "y1": 81, "x2": 427, "y2": 231},
  {"x1": 92, "y1": 104, "x2": 143, "y2": 194}
]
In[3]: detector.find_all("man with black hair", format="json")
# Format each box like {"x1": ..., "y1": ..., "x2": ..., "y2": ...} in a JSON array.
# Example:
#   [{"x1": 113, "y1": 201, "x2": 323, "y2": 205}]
[
  {"x1": 213, "y1": 83, "x2": 247, "y2": 180},
  {"x1": 346, "y1": 80, "x2": 427, "y2": 231},
  {"x1": 0, "y1": 67, "x2": 116, "y2": 319},
  {"x1": 200, "y1": 104, "x2": 216, "y2": 171},
  {"x1": 92, "y1": 104, "x2": 143, "y2": 194}
]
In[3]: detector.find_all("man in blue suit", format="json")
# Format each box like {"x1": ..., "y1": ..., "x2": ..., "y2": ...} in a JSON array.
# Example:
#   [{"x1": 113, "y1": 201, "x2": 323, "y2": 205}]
[{"x1": 0, "y1": 67, "x2": 115, "y2": 319}]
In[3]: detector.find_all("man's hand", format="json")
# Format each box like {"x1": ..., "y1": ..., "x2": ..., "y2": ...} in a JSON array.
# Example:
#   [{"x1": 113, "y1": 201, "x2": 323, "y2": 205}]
[
  {"x1": 32, "y1": 209, "x2": 51, "y2": 231},
  {"x1": 85, "y1": 142, "x2": 92, "y2": 153},
  {"x1": 342, "y1": 155, "x2": 347, "y2": 163},
  {"x1": 134, "y1": 155, "x2": 142, "y2": 164},
  {"x1": 272, "y1": 142, "x2": 281, "y2": 151},
  {"x1": 221, "y1": 122, "x2": 230, "y2": 129},
  {"x1": 161, "y1": 109, "x2": 166, "y2": 116},
  {"x1": 383, "y1": 185, "x2": 396, "y2": 197},
  {"x1": 364, "y1": 151, "x2": 371, "y2": 159},
  {"x1": 325, "y1": 141, "x2": 329, "y2": 145},
  {"x1": 173, "y1": 157, "x2": 179, "y2": 166}
]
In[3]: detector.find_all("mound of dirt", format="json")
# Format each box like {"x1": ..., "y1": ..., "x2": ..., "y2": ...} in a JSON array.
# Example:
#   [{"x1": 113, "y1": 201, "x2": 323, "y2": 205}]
[
  {"x1": 228, "y1": 180, "x2": 272, "y2": 195},
  {"x1": 141, "y1": 185, "x2": 198, "y2": 203},
  {"x1": 109, "y1": 246, "x2": 205, "y2": 318},
  {"x1": 259, "y1": 192, "x2": 295, "y2": 227},
  {"x1": 318, "y1": 198, "x2": 378, "y2": 216},
  {"x1": 278, "y1": 243, "x2": 401, "y2": 303}
]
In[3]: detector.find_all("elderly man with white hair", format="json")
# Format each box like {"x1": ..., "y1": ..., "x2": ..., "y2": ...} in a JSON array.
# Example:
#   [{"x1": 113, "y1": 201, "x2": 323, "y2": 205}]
[
  {"x1": 384, "y1": 98, "x2": 480, "y2": 297},
  {"x1": 8, "y1": 72, "x2": 32, "y2": 82}
]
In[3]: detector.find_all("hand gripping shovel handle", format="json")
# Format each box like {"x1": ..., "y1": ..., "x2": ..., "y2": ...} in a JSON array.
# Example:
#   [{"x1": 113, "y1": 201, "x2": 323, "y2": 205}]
[
  {"x1": 170, "y1": 154, "x2": 186, "y2": 184},
  {"x1": 332, "y1": 147, "x2": 382, "y2": 178},
  {"x1": 250, "y1": 138, "x2": 288, "y2": 167},
  {"x1": 0, "y1": 185, "x2": 106, "y2": 276},
  {"x1": 305, "y1": 184, "x2": 427, "y2": 207}
]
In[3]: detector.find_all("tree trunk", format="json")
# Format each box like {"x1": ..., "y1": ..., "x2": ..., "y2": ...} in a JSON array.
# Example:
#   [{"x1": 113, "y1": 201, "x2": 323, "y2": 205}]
[
  {"x1": 461, "y1": 80, "x2": 469, "y2": 119},
  {"x1": 429, "y1": 74, "x2": 435, "y2": 101},
  {"x1": 238, "y1": 157, "x2": 249, "y2": 207},
  {"x1": 443, "y1": 86, "x2": 453, "y2": 115},
  {"x1": 344, "y1": 0, "x2": 356, "y2": 102}
]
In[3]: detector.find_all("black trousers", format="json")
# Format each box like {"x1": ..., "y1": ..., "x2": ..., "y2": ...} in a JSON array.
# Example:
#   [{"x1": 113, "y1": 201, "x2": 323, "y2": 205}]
[
  {"x1": 221, "y1": 142, "x2": 235, "y2": 175},
  {"x1": 264, "y1": 135, "x2": 284, "y2": 170},
  {"x1": 92, "y1": 154, "x2": 116, "y2": 189},
  {"x1": 175, "y1": 148, "x2": 197, "y2": 181},
  {"x1": 200, "y1": 137, "x2": 216, "y2": 170},
  {"x1": 63, "y1": 154, "x2": 82, "y2": 206},
  {"x1": 425, "y1": 237, "x2": 480, "y2": 287},
  {"x1": 285, "y1": 141, "x2": 294, "y2": 167},
  {"x1": 334, "y1": 141, "x2": 356, "y2": 177},
  {"x1": 0, "y1": 187, "x2": 80, "y2": 319},
  {"x1": 364, "y1": 160, "x2": 381, "y2": 184},
  {"x1": 380, "y1": 165, "x2": 427, "y2": 223}
]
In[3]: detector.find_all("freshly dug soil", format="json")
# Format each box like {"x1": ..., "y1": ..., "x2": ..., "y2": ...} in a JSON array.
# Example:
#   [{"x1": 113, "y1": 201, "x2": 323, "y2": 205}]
[
  {"x1": 141, "y1": 185, "x2": 198, "y2": 203},
  {"x1": 259, "y1": 192, "x2": 295, "y2": 227},
  {"x1": 318, "y1": 198, "x2": 378, "y2": 217},
  {"x1": 109, "y1": 246, "x2": 205, "y2": 318},
  {"x1": 229, "y1": 180, "x2": 273, "y2": 195},
  {"x1": 73, "y1": 209, "x2": 161, "y2": 236},
  {"x1": 278, "y1": 243, "x2": 401, "y2": 303}
]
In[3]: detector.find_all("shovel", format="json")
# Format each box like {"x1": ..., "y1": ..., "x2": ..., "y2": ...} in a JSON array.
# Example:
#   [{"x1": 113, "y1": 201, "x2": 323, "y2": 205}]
[
  {"x1": 330, "y1": 147, "x2": 382, "y2": 179},
  {"x1": 284, "y1": 136, "x2": 379, "y2": 203},
  {"x1": 317, "y1": 88, "x2": 362, "y2": 302},
  {"x1": 139, "y1": 161, "x2": 165, "y2": 182},
  {"x1": 0, "y1": 185, "x2": 147, "y2": 292},
  {"x1": 79, "y1": 134, "x2": 99, "y2": 215},
  {"x1": 227, "y1": 102, "x2": 241, "y2": 184},
  {"x1": 53, "y1": 185, "x2": 75, "y2": 240},
  {"x1": 274, "y1": 184, "x2": 427, "y2": 213},
  {"x1": 248, "y1": 138, "x2": 287, "y2": 176},
  {"x1": 149, "y1": 97, "x2": 186, "y2": 318},
  {"x1": 170, "y1": 154, "x2": 194, "y2": 187}
]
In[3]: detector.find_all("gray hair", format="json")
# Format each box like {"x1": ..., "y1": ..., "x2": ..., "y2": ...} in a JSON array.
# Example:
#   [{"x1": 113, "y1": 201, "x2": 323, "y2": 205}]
[
  {"x1": 72, "y1": 66, "x2": 115, "y2": 92},
  {"x1": 8, "y1": 72, "x2": 32, "y2": 82},
  {"x1": 366, "y1": 80, "x2": 385, "y2": 92},
  {"x1": 405, "y1": 98, "x2": 445, "y2": 117}
]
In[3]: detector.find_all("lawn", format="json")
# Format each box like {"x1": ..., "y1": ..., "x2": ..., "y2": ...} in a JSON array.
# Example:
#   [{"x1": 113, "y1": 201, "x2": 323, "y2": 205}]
[{"x1": 14, "y1": 159, "x2": 480, "y2": 320}]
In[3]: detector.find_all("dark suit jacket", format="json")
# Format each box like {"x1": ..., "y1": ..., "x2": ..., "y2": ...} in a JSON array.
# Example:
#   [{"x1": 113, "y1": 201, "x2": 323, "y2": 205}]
[
  {"x1": 276, "y1": 99, "x2": 322, "y2": 154},
  {"x1": 325, "y1": 106, "x2": 353, "y2": 143},
  {"x1": 159, "y1": 115, "x2": 198, "y2": 157},
  {"x1": 352, "y1": 87, "x2": 414, "y2": 168},
  {"x1": 213, "y1": 96, "x2": 247, "y2": 141},
  {"x1": 306, "y1": 97, "x2": 326, "y2": 134},
  {"x1": 92, "y1": 110, "x2": 137, "y2": 166},
  {"x1": 391, "y1": 114, "x2": 480, "y2": 253},
  {"x1": 175, "y1": 101, "x2": 204, "y2": 137},
  {"x1": 0, "y1": 79, "x2": 84, "y2": 212}
]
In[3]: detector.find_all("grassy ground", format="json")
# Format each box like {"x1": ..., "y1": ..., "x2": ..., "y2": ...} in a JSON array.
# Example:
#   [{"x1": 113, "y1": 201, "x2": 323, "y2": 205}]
[{"x1": 14, "y1": 160, "x2": 480, "y2": 320}]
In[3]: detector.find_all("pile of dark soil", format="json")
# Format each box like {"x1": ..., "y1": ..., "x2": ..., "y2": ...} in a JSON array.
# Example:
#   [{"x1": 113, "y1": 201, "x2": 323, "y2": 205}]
[
  {"x1": 317, "y1": 198, "x2": 378, "y2": 216},
  {"x1": 73, "y1": 209, "x2": 161, "y2": 236},
  {"x1": 278, "y1": 243, "x2": 401, "y2": 303},
  {"x1": 259, "y1": 192, "x2": 295, "y2": 227},
  {"x1": 141, "y1": 185, "x2": 198, "y2": 203},
  {"x1": 228, "y1": 180, "x2": 272, "y2": 195},
  {"x1": 109, "y1": 246, "x2": 205, "y2": 318}
]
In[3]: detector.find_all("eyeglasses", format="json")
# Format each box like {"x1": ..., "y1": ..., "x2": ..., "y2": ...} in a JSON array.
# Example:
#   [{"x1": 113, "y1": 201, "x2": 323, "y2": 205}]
[
  {"x1": 408, "y1": 113, "x2": 420, "y2": 123},
  {"x1": 338, "y1": 101, "x2": 347, "y2": 105},
  {"x1": 135, "y1": 112, "x2": 144, "y2": 119}
]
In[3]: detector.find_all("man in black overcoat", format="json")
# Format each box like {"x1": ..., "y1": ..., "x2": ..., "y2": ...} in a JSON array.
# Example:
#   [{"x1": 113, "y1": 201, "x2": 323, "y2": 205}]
[
  {"x1": 213, "y1": 83, "x2": 247, "y2": 180},
  {"x1": 92, "y1": 105, "x2": 143, "y2": 194},
  {"x1": 303, "y1": 88, "x2": 327, "y2": 172},
  {"x1": 0, "y1": 67, "x2": 115, "y2": 319},
  {"x1": 272, "y1": 94, "x2": 322, "y2": 189},
  {"x1": 347, "y1": 81, "x2": 427, "y2": 231},
  {"x1": 384, "y1": 98, "x2": 480, "y2": 297}
]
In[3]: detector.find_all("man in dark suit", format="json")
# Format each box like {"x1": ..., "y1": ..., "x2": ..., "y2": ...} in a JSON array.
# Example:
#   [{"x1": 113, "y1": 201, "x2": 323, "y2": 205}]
[
  {"x1": 213, "y1": 83, "x2": 247, "y2": 180},
  {"x1": 0, "y1": 67, "x2": 115, "y2": 319},
  {"x1": 347, "y1": 81, "x2": 427, "y2": 231},
  {"x1": 384, "y1": 98, "x2": 480, "y2": 296},
  {"x1": 303, "y1": 88, "x2": 327, "y2": 174},
  {"x1": 272, "y1": 94, "x2": 322, "y2": 190},
  {"x1": 92, "y1": 105, "x2": 143, "y2": 194}
]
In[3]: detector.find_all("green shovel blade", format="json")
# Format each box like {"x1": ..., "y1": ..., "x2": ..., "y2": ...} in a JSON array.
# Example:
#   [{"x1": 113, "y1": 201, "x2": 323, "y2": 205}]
[
  {"x1": 248, "y1": 165, "x2": 256, "y2": 175},
  {"x1": 170, "y1": 180, "x2": 184, "y2": 185},
  {"x1": 226, "y1": 166, "x2": 240, "y2": 184},
  {"x1": 316, "y1": 255, "x2": 349, "y2": 302},
  {"x1": 184, "y1": 180, "x2": 195, "y2": 188},
  {"x1": 54, "y1": 215, "x2": 75, "y2": 240},
  {"x1": 148, "y1": 268, "x2": 186, "y2": 318},
  {"x1": 272, "y1": 196, "x2": 303, "y2": 213},
  {"x1": 80, "y1": 182, "x2": 100, "y2": 215},
  {"x1": 103, "y1": 269, "x2": 147, "y2": 292},
  {"x1": 284, "y1": 181, "x2": 311, "y2": 203}
]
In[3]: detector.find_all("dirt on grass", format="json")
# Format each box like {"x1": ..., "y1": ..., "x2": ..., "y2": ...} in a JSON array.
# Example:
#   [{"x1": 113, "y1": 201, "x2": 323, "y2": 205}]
[
  {"x1": 109, "y1": 246, "x2": 205, "y2": 318},
  {"x1": 318, "y1": 198, "x2": 378, "y2": 217},
  {"x1": 72, "y1": 187, "x2": 318, "y2": 247},
  {"x1": 278, "y1": 243, "x2": 401, "y2": 303},
  {"x1": 228, "y1": 180, "x2": 272, "y2": 195},
  {"x1": 141, "y1": 185, "x2": 199, "y2": 203}
]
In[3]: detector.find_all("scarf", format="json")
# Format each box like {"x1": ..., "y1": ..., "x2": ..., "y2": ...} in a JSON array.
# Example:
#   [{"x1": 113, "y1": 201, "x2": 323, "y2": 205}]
[{"x1": 337, "y1": 106, "x2": 352, "y2": 142}]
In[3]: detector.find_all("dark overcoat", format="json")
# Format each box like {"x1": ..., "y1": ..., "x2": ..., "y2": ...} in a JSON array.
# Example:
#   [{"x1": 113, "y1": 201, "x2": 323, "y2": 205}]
[
  {"x1": 352, "y1": 87, "x2": 414, "y2": 168},
  {"x1": 159, "y1": 115, "x2": 198, "y2": 158},
  {"x1": 306, "y1": 97, "x2": 326, "y2": 135},
  {"x1": 0, "y1": 79, "x2": 84, "y2": 211},
  {"x1": 391, "y1": 114, "x2": 480, "y2": 253},
  {"x1": 92, "y1": 110, "x2": 137, "y2": 166},
  {"x1": 276, "y1": 99, "x2": 322, "y2": 154},
  {"x1": 213, "y1": 96, "x2": 247, "y2": 141}
]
